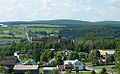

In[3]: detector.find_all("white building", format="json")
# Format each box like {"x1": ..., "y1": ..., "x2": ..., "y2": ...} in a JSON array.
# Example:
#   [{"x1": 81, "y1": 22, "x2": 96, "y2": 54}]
[
  {"x1": 3, "y1": 31, "x2": 9, "y2": 34},
  {"x1": 0, "y1": 24, "x2": 4, "y2": 26},
  {"x1": 2, "y1": 25, "x2": 8, "y2": 28},
  {"x1": 14, "y1": 51, "x2": 24, "y2": 58},
  {"x1": 64, "y1": 59, "x2": 85, "y2": 70}
]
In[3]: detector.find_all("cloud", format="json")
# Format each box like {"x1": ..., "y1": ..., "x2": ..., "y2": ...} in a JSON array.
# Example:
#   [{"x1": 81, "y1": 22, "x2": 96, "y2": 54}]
[
  {"x1": 105, "y1": 0, "x2": 120, "y2": 3},
  {"x1": 63, "y1": 1, "x2": 71, "y2": 7},
  {"x1": 49, "y1": 3, "x2": 56, "y2": 7},
  {"x1": 41, "y1": 0, "x2": 47, "y2": 9},
  {"x1": 85, "y1": 7, "x2": 93, "y2": 11}
]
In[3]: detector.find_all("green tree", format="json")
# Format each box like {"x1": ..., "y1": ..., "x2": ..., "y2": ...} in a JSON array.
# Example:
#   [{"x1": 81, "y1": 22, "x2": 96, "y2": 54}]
[
  {"x1": 55, "y1": 51, "x2": 63, "y2": 65},
  {"x1": 91, "y1": 69, "x2": 96, "y2": 74},
  {"x1": 50, "y1": 69, "x2": 60, "y2": 74},
  {"x1": 53, "y1": 41, "x2": 60, "y2": 49},
  {"x1": 24, "y1": 71, "x2": 30, "y2": 74},
  {"x1": 99, "y1": 68, "x2": 107, "y2": 74},
  {"x1": 67, "y1": 51, "x2": 79, "y2": 60},
  {"x1": 40, "y1": 50, "x2": 54, "y2": 62},
  {"x1": 66, "y1": 69, "x2": 72, "y2": 74},
  {"x1": 85, "y1": 32, "x2": 94, "y2": 40},
  {"x1": 89, "y1": 50, "x2": 100, "y2": 65},
  {"x1": 106, "y1": 55, "x2": 115, "y2": 63},
  {"x1": 115, "y1": 38, "x2": 120, "y2": 73}
]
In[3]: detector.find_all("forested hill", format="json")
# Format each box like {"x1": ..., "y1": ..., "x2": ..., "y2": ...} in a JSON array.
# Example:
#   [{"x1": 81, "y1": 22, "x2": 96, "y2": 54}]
[{"x1": 0, "y1": 19, "x2": 120, "y2": 26}]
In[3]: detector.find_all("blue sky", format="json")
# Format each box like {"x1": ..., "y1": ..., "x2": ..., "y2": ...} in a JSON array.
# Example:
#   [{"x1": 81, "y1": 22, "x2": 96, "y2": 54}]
[{"x1": 0, "y1": 0, "x2": 120, "y2": 22}]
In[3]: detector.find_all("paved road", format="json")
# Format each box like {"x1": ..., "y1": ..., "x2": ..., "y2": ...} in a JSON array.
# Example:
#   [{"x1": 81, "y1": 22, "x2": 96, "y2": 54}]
[{"x1": 86, "y1": 66, "x2": 118, "y2": 74}]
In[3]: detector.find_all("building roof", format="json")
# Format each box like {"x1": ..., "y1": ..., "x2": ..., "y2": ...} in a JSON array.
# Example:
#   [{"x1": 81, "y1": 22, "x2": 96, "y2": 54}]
[
  {"x1": 0, "y1": 57, "x2": 19, "y2": 66},
  {"x1": 99, "y1": 50, "x2": 115, "y2": 55},
  {"x1": 64, "y1": 59, "x2": 78, "y2": 65},
  {"x1": 13, "y1": 65, "x2": 39, "y2": 70},
  {"x1": 106, "y1": 50, "x2": 115, "y2": 55},
  {"x1": 43, "y1": 67, "x2": 58, "y2": 70}
]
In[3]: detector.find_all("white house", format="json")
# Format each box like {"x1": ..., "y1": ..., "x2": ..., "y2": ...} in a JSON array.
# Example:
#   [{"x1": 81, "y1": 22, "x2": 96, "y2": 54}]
[
  {"x1": 0, "y1": 24, "x2": 4, "y2": 27},
  {"x1": 3, "y1": 31, "x2": 9, "y2": 34},
  {"x1": 14, "y1": 51, "x2": 24, "y2": 58},
  {"x1": 64, "y1": 59, "x2": 85, "y2": 70},
  {"x1": 2, "y1": 25, "x2": 8, "y2": 28}
]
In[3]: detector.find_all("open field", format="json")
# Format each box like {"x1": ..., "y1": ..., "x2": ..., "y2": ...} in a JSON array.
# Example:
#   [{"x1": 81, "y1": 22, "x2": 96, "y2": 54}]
[{"x1": 0, "y1": 24, "x2": 64, "y2": 41}]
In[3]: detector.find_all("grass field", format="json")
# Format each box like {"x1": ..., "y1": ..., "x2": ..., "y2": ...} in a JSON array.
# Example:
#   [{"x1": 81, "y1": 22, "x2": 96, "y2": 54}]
[
  {"x1": 92, "y1": 65, "x2": 115, "y2": 69},
  {"x1": 70, "y1": 72, "x2": 98, "y2": 74},
  {"x1": 0, "y1": 24, "x2": 64, "y2": 41}
]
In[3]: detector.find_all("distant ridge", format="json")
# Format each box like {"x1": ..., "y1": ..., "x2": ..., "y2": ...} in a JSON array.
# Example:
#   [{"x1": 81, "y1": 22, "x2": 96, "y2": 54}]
[{"x1": 0, "y1": 19, "x2": 120, "y2": 26}]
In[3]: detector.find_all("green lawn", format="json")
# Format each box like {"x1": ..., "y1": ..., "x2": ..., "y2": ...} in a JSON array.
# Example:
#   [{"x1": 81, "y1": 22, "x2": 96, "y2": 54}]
[
  {"x1": 92, "y1": 65, "x2": 115, "y2": 69},
  {"x1": 70, "y1": 72, "x2": 98, "y2": 74},
  {"x1": 107, "y1": 69, "x2": 117, "y2": 72},
  {"x1": 84, "y1": 62, "x2": 92, "y2": 66}
]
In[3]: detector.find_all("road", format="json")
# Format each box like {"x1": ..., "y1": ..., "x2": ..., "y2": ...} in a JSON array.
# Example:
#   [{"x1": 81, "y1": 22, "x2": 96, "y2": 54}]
[
  {"x1": 86, "y1": 66, "x2": 118, "y2": 74},
  {"x1": 25, "y1": 25, "x2": 30, "y2": 41}
]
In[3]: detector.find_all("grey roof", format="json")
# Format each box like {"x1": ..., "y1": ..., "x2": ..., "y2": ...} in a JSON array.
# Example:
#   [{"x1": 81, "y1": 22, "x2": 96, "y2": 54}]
[{"x1": 106, "y1": 50, "x2": 115, "y2": 55}]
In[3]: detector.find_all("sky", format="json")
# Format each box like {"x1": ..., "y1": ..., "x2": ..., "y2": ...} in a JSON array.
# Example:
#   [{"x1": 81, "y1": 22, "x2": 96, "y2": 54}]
[{"x1": 0, "y1": 0, "x2": 120, "y2": 22}]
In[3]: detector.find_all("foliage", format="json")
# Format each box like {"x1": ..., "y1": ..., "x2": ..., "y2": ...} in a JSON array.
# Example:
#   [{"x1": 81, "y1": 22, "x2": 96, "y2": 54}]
[
  {"x1": 54, "y1": 51, "x2": 63, "y2": 65},
  {"x1": 99, "y1": 68, "x2": 107, "y2": 74},
  {"x1": 89, "y1": 50, "x2": 100, "y2": 65},
  {"x1": 85, "y1": 32, "x2": 94, "y2": 40},
  {"x1": 0, "y1": 66, "x2": 4, "y2": 71},
  {"x1": 24, "y1": 71, "x2": 31, "y2": 74},
  {"x1": 115, "y1": 37, "x2": 120, "y2": 73},
  {"x1": 75, "y1": 69, "x2": 79, "y2": 74},
  {"x1": 67, "y1": 51, "x2": 79, "y2": 60},
  {"x1": 78, "y1": 52, "x2": 88, "y2": 61},
  {"x1": 40, "y1": 50, "x2": 54, "y2": 62},
  {"x1": 91, "y1": 69, "x2": 96, "y2": 74},
  {"x1": 50, "y1": 69, "x2": 60, "y2": 74},
  {"x1": 66, "y1": 69, "x2": 72, "y2": 74},
  {"x1": 105, "y1": 55, "x2": 115, "y2": 63}
]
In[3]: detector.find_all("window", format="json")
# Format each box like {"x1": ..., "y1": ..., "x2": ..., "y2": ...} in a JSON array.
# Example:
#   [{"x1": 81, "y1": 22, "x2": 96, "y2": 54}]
[
  {"x1": 75, "y1": 62, "x2": 78, "y2": 65},
  {"x1": 68, "y1": 62, "x2": 72, "y2": 65},
  {"x1": 75, "y1": 67, "x2": 79, "y2": 70},
  {"x1": 79, "y1": 63, "x2": 81, "y2": 65}
]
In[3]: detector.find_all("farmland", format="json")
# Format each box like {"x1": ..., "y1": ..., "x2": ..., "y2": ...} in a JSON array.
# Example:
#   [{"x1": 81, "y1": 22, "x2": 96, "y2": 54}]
[{"x1": 0, "y1": 24, "x2": 64, "y2": 42}]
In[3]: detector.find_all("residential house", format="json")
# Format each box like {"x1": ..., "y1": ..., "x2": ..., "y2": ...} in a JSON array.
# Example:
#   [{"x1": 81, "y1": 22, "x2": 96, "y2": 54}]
[
  {"x1": 3, "y1": 31, "x2": 9, "y2": 34},
  {"x1": 99, "y1": 49, "x2": 115, "y2": 57},
  {"x1": 0, "y1": 57, "x2": 19, "y2": 73},
  {"x1": 63, "y1": 59, "x2": 85, "y2": 70},
  {"x1": 2, "y1": 25, "x2": 8, "y2": 28},
  {"x1": 62, "y1": 49, "x2": 72, "y2": 55},
  {"x1": 0, "y1": 24, "x2": 3, "y2": 27},
  {"x1": 14, "y1": 51, "x2": 24, "y2": 58}
]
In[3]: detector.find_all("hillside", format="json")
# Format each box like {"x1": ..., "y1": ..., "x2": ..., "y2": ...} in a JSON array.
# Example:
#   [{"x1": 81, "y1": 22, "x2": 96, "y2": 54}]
[{"x1": 0, "y1": 19, "x2": 120, "y2": 26}]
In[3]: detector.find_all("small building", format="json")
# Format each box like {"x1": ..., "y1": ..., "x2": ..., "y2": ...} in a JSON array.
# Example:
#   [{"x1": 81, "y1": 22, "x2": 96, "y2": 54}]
[
  {"x1": 0, "y1": 57, "x2": 19, "y2": 73},
  {"x1": 13, "y1": 65, "x2": 39, "y2": 74},
  {"x1": 30, "y1": 37, "x2": 74, "y2": 48},
  {"x1": 99, "y1": 50, "x2": 115, "y2": 57},
  {"x1": 0, "y1": 24, "x2": 4, "y2": 27},
  {"x1": 62, "y1": 49, "x2": 72, "y2": 55},
  {"x1": 63, "y1": 59, "x2": 85, "y2": 70},
  {"x1": 14, "y1": 51, "x2": 24, "y2": 58},
  {"x1": 2, "y1": 25, "x2": 8, "y2": 28},
  {"x1": 3, "y1": 31, "x2": 9, "y2": 34}
]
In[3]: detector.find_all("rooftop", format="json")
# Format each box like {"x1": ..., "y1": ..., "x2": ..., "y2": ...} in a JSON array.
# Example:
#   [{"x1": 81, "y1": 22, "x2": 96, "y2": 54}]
[
  {"x1": 0, "y1": 57, "x2": 19, "y2": 66},
  {"x1": 13, "y1": 65, "x2": 39, "y2": 70}
]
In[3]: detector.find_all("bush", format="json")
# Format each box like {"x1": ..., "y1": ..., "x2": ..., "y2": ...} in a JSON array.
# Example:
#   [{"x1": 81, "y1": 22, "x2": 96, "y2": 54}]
[
  {"x1": 100, "y1": 68, "x2": 107, "y2": 74},
  {"x1": 91, "y1": 69, "x2": 96, "y2": 74},
  {"x1": 50, "y1": 69, "x2": 60, "y2": 74},
  {"x1": 66, "y1": 69, "x2": 72, "y2": 74}
]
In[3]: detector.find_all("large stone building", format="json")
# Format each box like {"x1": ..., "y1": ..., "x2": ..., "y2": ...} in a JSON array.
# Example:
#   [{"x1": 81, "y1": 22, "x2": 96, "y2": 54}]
[{"x1": 30, "y1": 37, "x2": 74, "y2": 47}]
